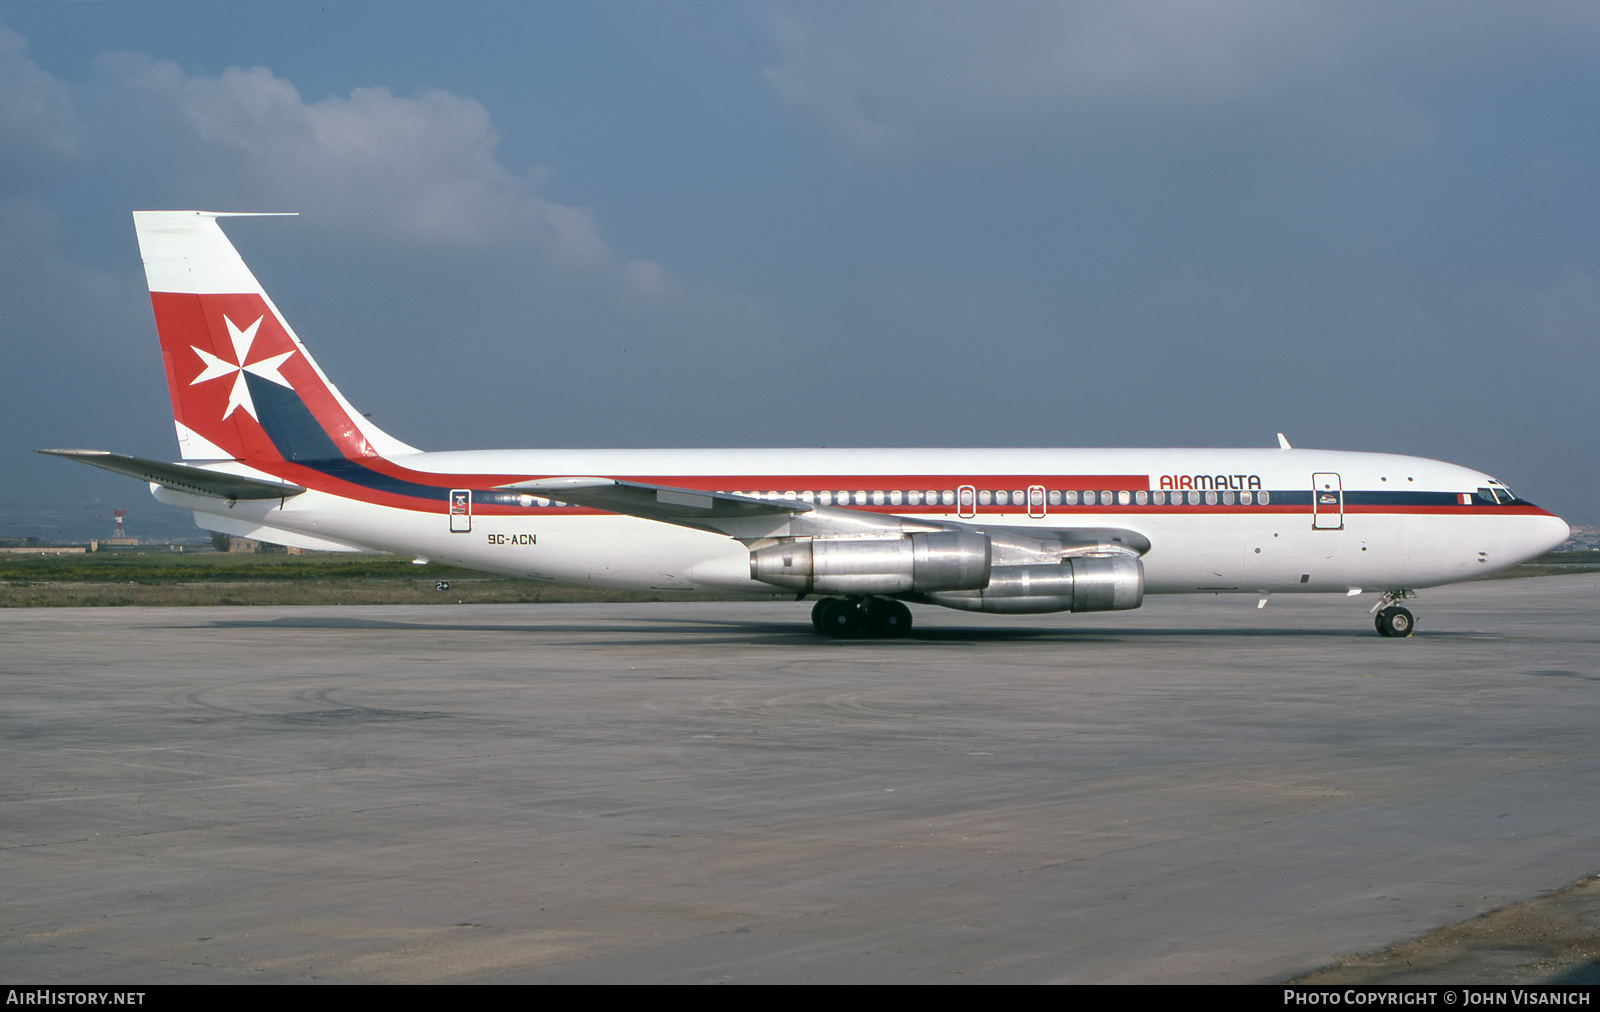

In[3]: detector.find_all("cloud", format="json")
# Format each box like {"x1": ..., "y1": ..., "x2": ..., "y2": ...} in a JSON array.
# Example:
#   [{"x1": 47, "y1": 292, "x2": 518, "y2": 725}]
[
  {"x1": 0, "y1": 23, "x2": 75, "y2": 192},
  {"x1": 764, "y1": 1, "x2": 1600, "y2": 151},
  {"x1": 89, "y1": 51, "x2": 682, "y2": 304}
]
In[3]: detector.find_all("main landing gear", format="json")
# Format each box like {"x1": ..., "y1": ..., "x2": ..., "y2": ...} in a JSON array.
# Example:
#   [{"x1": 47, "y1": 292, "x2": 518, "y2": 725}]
[
  {"x1": 1373, "y1": 590, "x2": 1417, "y2": 638},
  {"x1": 810, "y1": 596, "x2": 913, "y2": 639}
]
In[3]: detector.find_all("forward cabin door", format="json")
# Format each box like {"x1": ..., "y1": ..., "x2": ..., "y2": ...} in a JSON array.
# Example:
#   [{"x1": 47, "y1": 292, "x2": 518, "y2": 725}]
[{"x1": 1311, "y1": 473, "x2": 1343, "y2": 530}]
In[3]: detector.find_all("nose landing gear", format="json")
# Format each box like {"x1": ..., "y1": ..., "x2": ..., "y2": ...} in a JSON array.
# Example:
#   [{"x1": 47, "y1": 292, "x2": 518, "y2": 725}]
[
  {"x1": 810, "y1": 596, "x2": 913, "y2": 639},
  {"x1": 1372, "y1": 590, "x2": 1417, "y2": 638},
  {"x1": 1375, "y1": 606, "x2": 1414, "y2": 637}
]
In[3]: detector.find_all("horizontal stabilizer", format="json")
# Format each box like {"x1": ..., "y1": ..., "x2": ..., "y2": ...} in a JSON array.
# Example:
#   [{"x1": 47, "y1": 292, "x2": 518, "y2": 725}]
[{"x1": 37, "y1": 449, "x2": 306, "y2": 500}]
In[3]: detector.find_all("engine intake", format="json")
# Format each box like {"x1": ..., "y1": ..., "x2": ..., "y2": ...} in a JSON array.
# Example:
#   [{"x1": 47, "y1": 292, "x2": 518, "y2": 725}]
[
  {"x1": 923, "y1": 555, "x2": 1144, "y2": 614},
  {"x1": 750, "y1": 531, "x2": 991, "y2": 595}
]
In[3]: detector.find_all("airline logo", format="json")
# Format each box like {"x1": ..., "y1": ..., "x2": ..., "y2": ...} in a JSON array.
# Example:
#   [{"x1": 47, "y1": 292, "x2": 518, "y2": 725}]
[
  {"x1": 189, "y1": 314, "x2": 296, "y2": 421},
  {"x1": 151, "y1": 290, "x2": 376, "y2": 464}
]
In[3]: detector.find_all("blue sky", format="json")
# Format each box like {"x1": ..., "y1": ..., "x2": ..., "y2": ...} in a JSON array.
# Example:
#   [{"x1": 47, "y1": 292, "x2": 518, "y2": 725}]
[{"x1": 2, "y1": 1, "x2": 1597, "y2": 539}]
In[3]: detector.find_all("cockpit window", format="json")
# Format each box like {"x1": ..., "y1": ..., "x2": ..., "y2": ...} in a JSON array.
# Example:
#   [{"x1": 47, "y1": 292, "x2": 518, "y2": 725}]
[{"x1": 1476, "y1": 486, "x2": 1517, "y2": 504}]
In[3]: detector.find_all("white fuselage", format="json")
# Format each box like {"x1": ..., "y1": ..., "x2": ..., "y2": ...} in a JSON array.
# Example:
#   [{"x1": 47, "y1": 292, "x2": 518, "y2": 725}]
[{"x1": 155, "y1": 446, "x2": 1571, "y2": 597}]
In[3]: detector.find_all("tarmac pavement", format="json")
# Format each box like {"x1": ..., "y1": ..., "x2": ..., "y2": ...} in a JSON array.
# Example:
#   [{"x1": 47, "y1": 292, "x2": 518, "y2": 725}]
[{"x1": 2, "y1": 575, "x2": 1597, "y2": 983}]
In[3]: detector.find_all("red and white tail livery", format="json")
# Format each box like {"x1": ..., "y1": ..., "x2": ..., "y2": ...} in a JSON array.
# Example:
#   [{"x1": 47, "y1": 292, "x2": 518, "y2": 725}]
[{"x1": 43, "y1": 211, "x2": 1571, "y2": 638}]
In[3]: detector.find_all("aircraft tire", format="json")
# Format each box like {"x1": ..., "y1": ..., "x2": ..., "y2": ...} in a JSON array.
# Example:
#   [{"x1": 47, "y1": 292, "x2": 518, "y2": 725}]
[
  {"x1": 1375, "y1": 607, "x2": 1415, "y2": 638},
  {"x1": 811, "y1": 598, "x2": 832, "y2": 633},
  {"x1": 818, "y1": 598, "x2": 864, "y2": 639},
  {"x1": 865, "y1": 599, "x2": 913, "y2": 638}
]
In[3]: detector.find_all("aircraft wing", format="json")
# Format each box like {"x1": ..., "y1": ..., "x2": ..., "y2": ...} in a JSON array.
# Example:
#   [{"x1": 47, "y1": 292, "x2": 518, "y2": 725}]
[
  {"x1": 38, "y1": 449, "x2": 307, "y2": 501},
  {"x1": 499, "y1": 477, "x2": 829, "y2": 538},
  {"x1": 979, "y1": 524, "x2": 1150, "y2": 557},
  {"x1": 500, "y1": 476, "x2": 1149, "y2": 557}
]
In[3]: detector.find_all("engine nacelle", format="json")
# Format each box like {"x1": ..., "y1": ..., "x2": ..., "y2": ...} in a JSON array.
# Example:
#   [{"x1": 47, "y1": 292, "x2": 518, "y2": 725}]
[
  {"x1": 750, "y1": 531, "x2": 991, "y2": 595},
  {"x1": 923, "y1": 555, "x2": 1144, "y2": 614}
]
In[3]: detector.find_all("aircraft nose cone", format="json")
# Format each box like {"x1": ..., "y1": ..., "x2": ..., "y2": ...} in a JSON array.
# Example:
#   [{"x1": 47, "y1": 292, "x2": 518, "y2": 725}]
[
  {"x1": 1539, "y1": 513, "x2": 1572, "y2": 554},
  {"x1": 1501, "y1": 510, "x2": 1570, "y2": 569}
]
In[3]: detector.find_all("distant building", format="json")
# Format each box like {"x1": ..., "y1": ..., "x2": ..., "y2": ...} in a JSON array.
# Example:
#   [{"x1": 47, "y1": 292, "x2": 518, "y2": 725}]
[{"x1": 1560, "y1": 524, "x2": 1599, "y2": 551}]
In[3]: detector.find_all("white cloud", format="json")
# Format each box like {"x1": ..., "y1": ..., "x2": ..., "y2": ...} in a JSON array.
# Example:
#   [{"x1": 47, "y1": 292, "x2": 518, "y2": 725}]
[{"x1": 94, "y1": 52, "x2": 682, "y2": 304}]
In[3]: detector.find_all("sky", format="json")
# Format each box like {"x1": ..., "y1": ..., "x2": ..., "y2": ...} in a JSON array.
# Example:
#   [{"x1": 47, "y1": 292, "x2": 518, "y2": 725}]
[{"x1": 1, "y1": 0, "x2": 1597, "y2": 541}]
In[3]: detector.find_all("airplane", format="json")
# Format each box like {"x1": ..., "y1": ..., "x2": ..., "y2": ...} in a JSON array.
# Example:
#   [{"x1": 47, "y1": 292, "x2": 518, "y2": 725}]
[{"x1": 41, "y1": 211, "x2": 1571, "y2": 639}]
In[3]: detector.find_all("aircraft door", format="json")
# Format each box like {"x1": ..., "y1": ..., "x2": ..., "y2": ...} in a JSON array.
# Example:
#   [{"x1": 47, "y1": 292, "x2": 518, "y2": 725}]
[
  {"x1": 449, "y1": 489, "x2": 472, "y2": 533},
  {"x1": 1311, "y1": 473, "x2": 1343, "y2": 530}
]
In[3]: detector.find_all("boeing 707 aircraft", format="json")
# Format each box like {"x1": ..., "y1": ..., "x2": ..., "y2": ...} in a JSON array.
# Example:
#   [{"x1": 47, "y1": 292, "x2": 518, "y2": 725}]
[{"x1": 42, "y1": 212, "x2": 1571, "y2": 638}]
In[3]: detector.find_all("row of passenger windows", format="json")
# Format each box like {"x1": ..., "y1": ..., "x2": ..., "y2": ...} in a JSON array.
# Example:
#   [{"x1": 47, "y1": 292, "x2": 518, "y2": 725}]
[
  {"x1": 499, "y1": 488, "x2": 1274, "y2": 510},
  {"x1": 727, "y1": 488, "x2": 1273, "y2": 507}
]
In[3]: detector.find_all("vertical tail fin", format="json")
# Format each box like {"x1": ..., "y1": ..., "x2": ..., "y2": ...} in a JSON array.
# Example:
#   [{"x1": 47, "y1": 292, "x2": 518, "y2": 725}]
[{"x1": 134, "y1": 211, "x2": 416, "y2": 463}]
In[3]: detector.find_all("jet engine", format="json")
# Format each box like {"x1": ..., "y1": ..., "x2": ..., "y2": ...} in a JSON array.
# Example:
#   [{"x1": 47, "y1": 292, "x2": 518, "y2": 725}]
[
  {"x1": 750, "y1": 531, "x2": 991, "y2": 595},
  {"x1": 923, "y1": 555, "x2": 1144, "y2": 614}
]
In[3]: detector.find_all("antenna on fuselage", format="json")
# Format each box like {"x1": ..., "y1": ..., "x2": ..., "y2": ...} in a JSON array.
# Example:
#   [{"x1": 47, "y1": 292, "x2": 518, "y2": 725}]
[{"x1": 1276, "y1": 433, "x2": 1292, "y2": 450}]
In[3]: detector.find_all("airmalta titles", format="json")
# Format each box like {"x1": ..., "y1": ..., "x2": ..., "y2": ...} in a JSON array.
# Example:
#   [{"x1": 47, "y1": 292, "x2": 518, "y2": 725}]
[{"x1": 1159, "y1": 474, "x2": 1263, "y2": 491}]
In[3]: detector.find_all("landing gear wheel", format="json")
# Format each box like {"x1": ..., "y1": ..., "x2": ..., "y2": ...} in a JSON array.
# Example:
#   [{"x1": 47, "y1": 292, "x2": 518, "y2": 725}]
[
  {"x1": 1375, "y1": 606, "x2": 1414, "y2": 638},
  {"x1": 811, "y1": 598, "x2": 833, "y2": 633},
  {"x1": 818, "y1": 598, "x2": 864, "y2": 639},
  {"x1": 863, "y1": 599, "x2": 913, "y2": 639}
]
